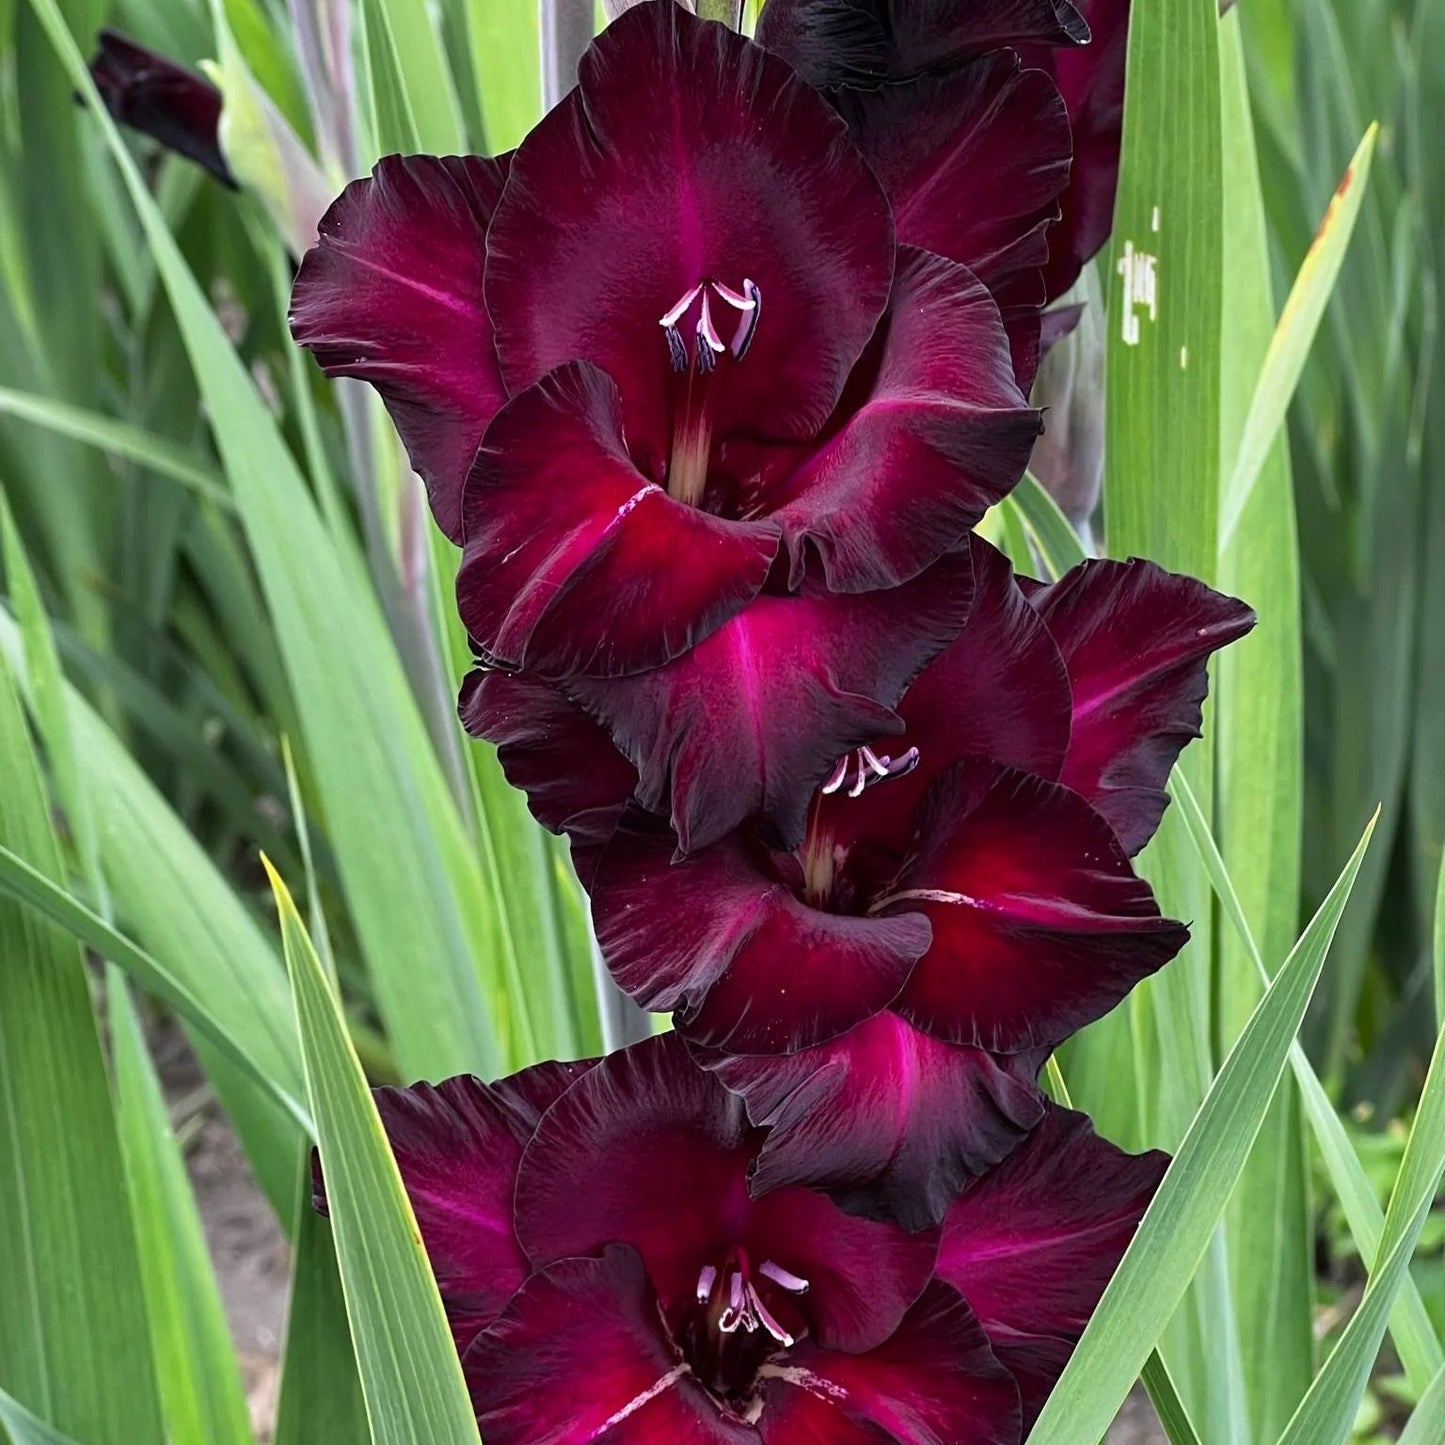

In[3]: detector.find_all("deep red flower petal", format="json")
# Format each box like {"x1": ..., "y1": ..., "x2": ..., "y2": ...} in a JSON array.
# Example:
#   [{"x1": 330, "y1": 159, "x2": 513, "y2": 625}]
[
  {"x1": 458, "y1": 670, "x2": 638, "y2": 847},
  {"x1": 887, "y1": 760, "x2": 1189, "y2": 1052},
  {"x1": 757, "y1": 0, "x2": 1087, "y2": 88},
  {"x1": 313, "y1": 1061, "x2": 594, "y2": 1350},
  {"x1": 485, "y1": 3, "x2": 893, "y2": 472},
  {"x1": 457, "y1": 362, "x2": 780, "y2": 678},
  {"x1": 570, "y1": 551, "x2": 975, "y2": 855},
  {"x1": 938, "y1": 1104, "x2": 1167, "y2": 1426},
  {"x1": 835, "y1": 58, "x2": 1070, "y2": 302},
  {"x1": 754, "y1": 248, "x2": 1041, "y2": 593},
  {"x1": 697, "y1": 1013, "x2": 1046, "y2": 1231},
  {"x1": 591, "y1": 819, "x2": 929, "y2": 1054},
  {"x1": 464, "y1": 1246, "x2": 755, "y2": 1445},
  {"x1": 758, "y1": 1282, "x2": 1019, "y2": 1445},
  {"x1": 289, "y1": 154, "x2": 509, "y2": 542},
  {"x1": 1021, "y1": 0, "x2": 1132, "y2": 299},
  {"x1": 896, "y1": 537, "x2": 1071, "y2": 787},
  {"x1": 514, "y1": 1034, "x2": 937, "y2": 1353},
  {"x1": 1027, "y1": 559, "x2": 1256, "y2": 854}
]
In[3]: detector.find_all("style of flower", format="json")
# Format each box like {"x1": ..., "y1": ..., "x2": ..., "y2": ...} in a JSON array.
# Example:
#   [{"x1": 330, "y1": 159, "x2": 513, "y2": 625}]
[
  {"x1": 317, "y1": 1033, "x2": 1166, "y2": 1442},
  {"x1": 468, "y1": 540, "x2": 1253, "y2": 1225},
  {"x1": 291, "y1": 1, "x2": 1087, "y2": 847},
  {"x1": 89, "y1": 30, "x2": 236, "y2": 188}
]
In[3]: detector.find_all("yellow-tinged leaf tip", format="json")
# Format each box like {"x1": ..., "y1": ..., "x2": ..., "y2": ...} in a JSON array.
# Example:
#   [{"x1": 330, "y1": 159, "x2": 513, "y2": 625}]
[{"x1": 259, "y1": 851, "x2": 299, "y2": 919}]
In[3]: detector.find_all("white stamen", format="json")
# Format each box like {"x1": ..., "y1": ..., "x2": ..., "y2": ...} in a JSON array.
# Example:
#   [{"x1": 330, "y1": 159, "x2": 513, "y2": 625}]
[
  {"x1": 659, "y1": 284, "x2": 703, "y2": 329},
  {"x1": 848, "y1": 763, "x2": 869, "y2": 799},
  {"x1": 820, "y1": 757, "x2": 850, "y2": 795},
  {"x1": 697, "y1": 290, "x2": 726, "y2": 353},
  {"x1": 859, "y1": 745, "x2": 891, "y2": 780},
  {"x1": 696, "y1": 1265, "x2": 718, "y2": 1303},
  {"x1": 746, "y1": 1282, "x2": 795, "y2": 1347},
  {"x1": 710, "y1": 279, "x2": 757, "y2": 312},
  {"x1": 759, "y1": 1261, "x2": 810, "y2": 1294}
]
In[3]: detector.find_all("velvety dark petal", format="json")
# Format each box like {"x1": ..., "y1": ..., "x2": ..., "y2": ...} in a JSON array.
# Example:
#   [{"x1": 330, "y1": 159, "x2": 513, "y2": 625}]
[
  {"x1": 756, "y1": 249, "x2": 1040, "y2": 593},
  {"x1": 312, "y1": 1061, "x2": 594, "y2": 1349},
  {"x1": 886, "y1": 760, "x2": 1190, "y2": 1052},
  {"x1": 485, "y1": 2, "x2": 893, "y2": 472},
  {"x1": 759, "y1": 1282, "x2": 1019, "y2": 1445},
  {"x1": 591, "y1": 818, "x2": 929, "y2": 1054},
  {"x1": 459, "y1": 670, "x2": 638, "y2": 847},
  {"x1": 91, "y1": 30, "x2": 235, "y2": 187},
  {"x1": 458, "y1": 362, "x2": 780, "y2": 677},
  {"x1": 515, "y1": 1034, "x2": 937, "y2": 1353},
  {"x1": 570, "y1": 551, "x2": 975, "y2": 855},
  {"x1": 897, "y1": 538, "x2": 1071, "y2": 785},
  {"x1": 938, "y1": 1104, "x2": 1167, "y2": 1426},
  {"x1": 1027, "y1": 559, "x2": 1256, "y2": 854},
  {"x1": 465, "y1": 1246, "x2": 754, "y2": 1445},
  {"x1": 698, "y1": 1012, "x2": 1046, "y2": 1230},
  {"x1": 758, "y1": 0, "x2": 1088, "y2": 86},
  {"x1": 1022, "y1": 0, "x2": 1132, "y2": 299},
  {"x1": 836, "y1": 59, "x2": 1070, "y2": 298},
  {"x1": 289, "y1": 153, "x2": 509, "y2": 542}
]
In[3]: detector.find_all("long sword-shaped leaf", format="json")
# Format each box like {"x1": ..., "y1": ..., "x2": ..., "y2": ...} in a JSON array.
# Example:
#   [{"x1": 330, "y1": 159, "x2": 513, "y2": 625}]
[
  {"x1": 1400, "y1": 1365, "x2": 1445, "y2": 1445},
  {"x1": 31, "y1": 0, "x2": 507, "y2": 1082},
  {"x1": 0, "y1": 627, "x2": 163, "y2": 1443},
  {"x1": 0, "y1": 1390, "x2": 81, "y2": 1445},
  {"x1": 267, "y1": 860, "x2": 480, "y2": 1445},
  {"x1": 1275, "y1": 994, "x2": 1445, "y2": 1445},
  {"x1": 109, "y1": 977, "x2": 256, "y2": 1445},
  {"x1": 1171, "y1": 771, "x2": 1445, "y2": 1392},
  {"x1": 1219, "y1": 123, "x2": 1379, "y2": 546},
  {"x1": 1027, "y1": 811, "x2": 1377, "y2": 1444}
]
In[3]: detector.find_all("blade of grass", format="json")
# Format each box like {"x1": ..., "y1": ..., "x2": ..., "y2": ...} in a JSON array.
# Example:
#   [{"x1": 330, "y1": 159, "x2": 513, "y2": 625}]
[
  {"x1": 1011, "y1": 472, "x2": 1088, "y2": 575},
  {"x1": 1219, "y1": 123, "x2": 1379, "y2": 547},
  {"x1": 464, "y1": 0, "x2": 542, "y2": 153},
  {"x1": 266, "y1": 859, "x2": 480, "y2": 1445},
  {"x1": 1026, "y1": 810, "x2": 1377, "y2": 1444}
]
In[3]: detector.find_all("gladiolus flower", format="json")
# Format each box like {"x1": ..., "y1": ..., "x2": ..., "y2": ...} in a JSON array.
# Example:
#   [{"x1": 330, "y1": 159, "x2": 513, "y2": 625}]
[
  {"x1": 317, "y1": 1033, "x2": 1165, "y2": 1442},
  {"x1": 89, "y1": 29, "x2": 236, "y2": 188},
  {"x1": 470, "y1": 541, "x2": 1252, "y2": 1223}
]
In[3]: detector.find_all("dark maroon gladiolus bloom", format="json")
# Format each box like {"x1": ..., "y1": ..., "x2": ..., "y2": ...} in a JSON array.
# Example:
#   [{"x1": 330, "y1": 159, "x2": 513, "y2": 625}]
[
  {"x1": 759, "y1": 0, "x2": 1130, "y2": 317},
  {"x1": 318, "y1": 1034, "x2": 1163, "y2": 1441},
  {"x1": 477, "y1": 540, "x2": 1251, "y2": 1222},
  {"x1": 90, "y1": 30, "x2": 236, "y2": 188}
]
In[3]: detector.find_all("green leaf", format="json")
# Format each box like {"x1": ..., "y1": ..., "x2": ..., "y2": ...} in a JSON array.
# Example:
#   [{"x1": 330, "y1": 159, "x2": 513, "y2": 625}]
[
  {"x1": 465, "y1": 0, "x2": 542, "y2": 153},
  {"x1": 1400, "y1": 1364, "x2": 1445, "y2": 1445},
  {"x1": 0, "y1": 385, "x2": 230, "y2": 506},
  {"x1": 1216, "y1": 14, "x2": 1313, "y2": 1437},
  {"x1": 33, "y1": 0, "x2": 509, "y2": 1081},
  {"x1": 1218, "y1": 122, "x2": 1379, "y2": 547},
  {"x1": 1140, "y1": 1351, "x2": 1204, "y2": 1445},
  {"x1": 0, "y1": 1388, "x2": 81, "y2": 1445},
  {"x1": 1026, "y1": 810, "x2": 1377, "y2": 1444},
  {"x1": 355, "y1": 0, "x2": 465, "y2": 156},
  {"x1": 267, "y1": 859, "x2": 481, "y2": 1445},
  {"x1": 0, "y1": 626, "x2": 163, "y2": 1443},
  {"x1": 1171, "y1": 770, "x2": 1445, "y2": 1394},
  {"x1": 1275, "y1": 996, "x2": 1445, "y2": 1445},
  {"x1": 109, "y1": 976, "x2": 255, "y2": 1445},
  {"x1": 1099, "y1": 0, "x2": 1231, "y2": 1422},
  {"x1": 1011, "y1": 472, "x2": 1087, "y2": 577},
  {"x1": 273, "y1": 1172, "x2": 370, "y2": 1445}
]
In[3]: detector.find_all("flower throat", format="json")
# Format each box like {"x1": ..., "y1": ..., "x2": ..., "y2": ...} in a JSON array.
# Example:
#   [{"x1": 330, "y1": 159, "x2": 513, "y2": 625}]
[{"x1": 659, "y1": 277, "x2": 761, "y2": 508}]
